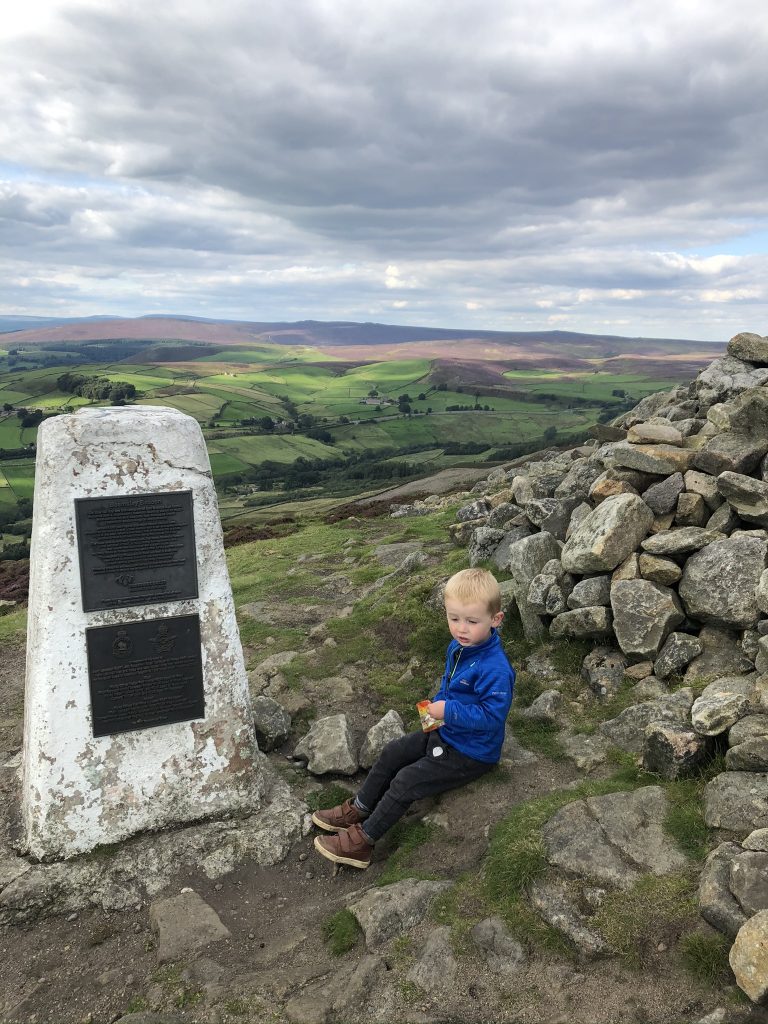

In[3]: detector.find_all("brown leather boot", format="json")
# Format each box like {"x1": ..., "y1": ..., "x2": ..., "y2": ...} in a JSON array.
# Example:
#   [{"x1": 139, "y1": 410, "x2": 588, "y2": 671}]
[
  {"x1": 314, "y1": 823, "x2": 373, "y2": 869},
  {"x1": 311, "y1": 797, "x2": 364, "y2": 833}
]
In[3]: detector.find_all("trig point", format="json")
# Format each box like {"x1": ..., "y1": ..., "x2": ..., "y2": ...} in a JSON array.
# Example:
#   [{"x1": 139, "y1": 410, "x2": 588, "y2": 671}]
[{"x1": 21, "y1": 406, "x2": 264, "y2": 860}]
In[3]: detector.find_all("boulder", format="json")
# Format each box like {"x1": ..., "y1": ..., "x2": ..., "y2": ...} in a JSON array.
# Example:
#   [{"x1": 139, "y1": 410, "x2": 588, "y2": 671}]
[
  {"x1": 638, "y1": 554, "x2": 682, "y2": 586},
  {"x1": 744, "y1": 829, "x2": 768, "y2": 851},
  {"x1": 490, "y1": 524, "x2": 534, "y2": 570},
  {"x1": 523, "y1": 497, "x2": 580, "y2": 541},
  {"x1": 359, "y1": 710, "x2": 406, "y2": 769},
  {"x1": 627, "y1": 422, "x2": 683, "y2": 446},
  {"x1": 684, "y1": 470, "x2": 723, "y2": 510},
  {"x1": 347, "y1": 879, "x2": 452, "y2": 948},
  {"x1": 641, "y1": 527, "x2": 723, "y2": 556},
  {"x1": 730, "y1": 909, "x2": 768, "y2": 1004},
  {"x1": 706, "y1": 502, "x2": 739, "y2": 535},
  {"x1": 581, "y1": 646, "x2": 627, "y2": 697},
  {"x1": 598, "y1": 690, "x2": 693, "y2": 753},
  {"x1": 612, "y1": 553, "x2": 641, "y2": 581},
  {"x1": 641, "y1": 473, "x2": 684, "y2": 515},
  {"x1": 730, "y1": 851, "x2": 768, "y2": 917},
  {"x1": 292, "y1": 714, "x2": 358, "y2": 776},
  {"x1": 727, "y1": 332, "x2": 768, "y2": 365},
  {"x1": 691, "y1": 676, "x2": 758, "y2": 736},
  {"x1": 654, "y1": 632, "x2": 703, "y2": 680},
  {"x1": 676, "y1": 492, "x2": 708, "y2": 527},
  {"x1": 679, "y1": 536, "x2": 767, "y2": 628},
  {"x1": 726, "y1": 737, "x2": 768, "y2": 771},
  {"x1": 456, "y1": 498, "x2": 492, "y2": 522},
  {"x1": 554, "y1": 460, "x2": 605, "y2": 501},
  {"x1": 642, "y1": 724, "x2": 712, "y2": 779},
  {"x1": 449, "y1": 518, "x2": 487, "y2": 545},
  {"x1": 488, "y1": 503, "x2": 523, "y2": 528},
  {"x1": 566, "y1": 501, "x2": 593, "y2": 539},
  {"x1": 699, "y1": 842, "x2": 749, "y2": 938},
  {"x1": 704, "y1": 772, "x2": 768, "y2": 831},
  {"x1": 149, "y1": 891, "x2": 231, "y2": 964},
  {"x1": 519, "y1": 690, "x2": 561, "y2": 723},
  {"x1": 252, "y1": 695, "x2": 292, "y2": 751},
  {"x1": 718, "y1": 472, "x2": 768, "y2": 528},
  {"x1": 549, "y1": 607, "x2": 613, "y2": 640},
  {"x1": 567, "y1": 575, "x2": 611, "y2": 609},
  {"x1": 561, "y1": 494, "x2": 654, "y2": 573},
  {"x1": 468, "y1": 526, "x2": 506, "y2": 566},
  {"x1": 406, "y1": 926, "x2": 456, "y2": 997},
  {"x1": 693, "y1": 355, "x2": 768, "y2": 405},
  {"x1": 693, "y1": 432, "x2": 768, "y2": 476},
  {"x1": 684, "y1": 625, "x2": 755, "y2": 684},
  {"x1": 605, "y1": 441, "x2": 693, "y2": 475},
  {"x1": 503, "y1": 531, "x2": 562, "y2": 585},
  {"x1": 541, "y1": 786, "x2": 690, "y2": 888},
  {"x1": 529, "y1": 880, "x2": 608, "y2": 957},
  {"x1": 610, "y1": 579, "x2": 684, "y2": 659},
  {"x1": 470, "y1": 917, "x2": 526, "y2": 978}
]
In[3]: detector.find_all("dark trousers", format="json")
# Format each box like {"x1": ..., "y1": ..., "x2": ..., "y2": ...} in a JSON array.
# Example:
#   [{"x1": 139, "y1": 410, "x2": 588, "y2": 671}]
[{"x1": 356, "y1": 730, "x2": 494, "y2": 842}]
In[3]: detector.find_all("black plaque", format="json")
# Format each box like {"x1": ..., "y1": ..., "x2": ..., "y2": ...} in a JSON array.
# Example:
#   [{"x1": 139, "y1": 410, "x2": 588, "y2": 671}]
[
  {"x1": 86, "y1": 614, "x2": 205, "y2": 737},
  {"x1": 75, "y1": 491, "x2": 198, "y2": 612}
]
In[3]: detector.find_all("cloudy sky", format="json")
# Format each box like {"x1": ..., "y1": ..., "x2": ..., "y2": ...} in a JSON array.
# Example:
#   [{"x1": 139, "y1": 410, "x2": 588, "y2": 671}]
[{"x1": 1, "y1": 0, "x2": 767, "y2": 340}]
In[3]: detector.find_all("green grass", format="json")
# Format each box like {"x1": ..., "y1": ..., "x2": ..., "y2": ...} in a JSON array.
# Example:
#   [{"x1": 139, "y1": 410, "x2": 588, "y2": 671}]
[
  {"x1": 678, "y1": 931, "x2": 735, "y2": 987},
  {"x1": 549, "y1": 637, "x2": 595, "y2": 676},
  {"x1": 322, "y1": 909, "x2": 362, "y2": 955},
  {"x1": 594, "y1": 873, "x2": 699, "y2": 968},
  {"x1": 377, "y1": 819, "x2": 439, "y2": 887},
  {"x1": 507, "y1": 716, "x2": 565, "y2": 760},
  {"x1": 0, "y1": 609, "x2": 27, "y2": 644},
  {"x1": 305, "y1": 783, "x2": 354, "y2": 813}
]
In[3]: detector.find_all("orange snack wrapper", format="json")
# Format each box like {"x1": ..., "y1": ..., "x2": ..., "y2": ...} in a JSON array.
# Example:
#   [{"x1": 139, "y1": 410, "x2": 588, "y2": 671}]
[{"x1": 416, "y1": 699, "x2": 442, "y2": 733}]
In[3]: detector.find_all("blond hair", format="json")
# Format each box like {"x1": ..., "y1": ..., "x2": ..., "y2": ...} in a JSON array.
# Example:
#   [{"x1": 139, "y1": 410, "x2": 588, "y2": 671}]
[{"x1": 444, "y1": 568, "x2": 501, "y2": 614}]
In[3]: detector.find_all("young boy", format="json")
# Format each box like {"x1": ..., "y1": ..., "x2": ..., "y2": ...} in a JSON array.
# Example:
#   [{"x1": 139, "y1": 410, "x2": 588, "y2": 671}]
[{"x1": 312, "y1": 568, "x2": 515, "y2": 869}]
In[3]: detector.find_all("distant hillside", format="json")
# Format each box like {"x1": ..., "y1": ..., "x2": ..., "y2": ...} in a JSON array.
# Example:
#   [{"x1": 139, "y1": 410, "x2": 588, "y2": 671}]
[{"x1": 0, "y1": 315, "x2": 722, "y2": 369}]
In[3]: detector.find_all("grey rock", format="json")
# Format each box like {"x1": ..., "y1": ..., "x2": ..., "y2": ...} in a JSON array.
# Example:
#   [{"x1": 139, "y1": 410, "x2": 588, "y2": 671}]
[
  {"x1": 468, "y1": 526, "x2": 506, "y2": 566},
  {"x1": 641, "y1": 473, "x2": 684, "y2": 515},
  {"x1": 727, "y1": 737, "x2": 768, "y2": 771},
  {"x1": 524, "y1": 496, "x2": 581, "y2": 541},
  {"x1": 348, "y1": 879, "x2": 452, "y2": 948},
  {"x1": 359, "y1": 710, "x2": 406, "y2": 769},
  {"x1": 373, "y1": 542, "x2": 424, "y2": 566},
  {"x1": 566, "y1": 501, "x2": 593, "y2": 539},
  {"x1": 674, "y1": 417, "x2": 707, "y2": 437},
  {"x1": 488, "y1": 502, "x2": 523, "y2": 528},
  {"x1": 561, "y1": 494, "x2": 654, "y2": 573},
  {"x1": 755, "y1": 635, "x2": 768, "y2": 674},
  {"x1": 554, "y1": 460, "x2": 605, "y2": 501},
  {"x1": 693, "y1": 354, "x2": 768, "y2": 405},
  {"x1": 730, "y1": 851, "x2": 768, "y2": 917},
  {"x1": 641, "y1": 527, "x2": 723, "y2": 556},
  {"x1": 699, "y1": 842, "x2": 748, "y2": 938},
  {"x1": 619, "y1": 387, "x2": 678, "y2": 426},
  {"x1": 519, "y1": 689, "x2": 561, "y2": 723},
  {"x1": 742, "y1": 629, "x2": 760, "y2": 662},
  {"x1": 718, "y1": 388, "x2": 768, "y2": 437},
  {"x1": 684, "y1": 469, "x2": 723, "y2": 510},
  {"x1": 727, "y1": 331, "x2": 768, "y2": 365},
  {"x1": 679, "y1": 536, "x2": 768, "y2": 628},
  {"x1": 704, "y1": 772, "x2": 768, "y2": 831},
  {"x1": 598, "y1": 690, "x2": 694, "y2": 753},
  {"x1": 654, "y1": 632, "x2": 703, "y2": 680},
  {"x1": 642, "y1": 724, "x2": 712, "y2": 779},
  {"x1": 499, "y1": 530, "x2": 561, "y2": 584},
  {"x1": 706, "y1": 502, "x2": 740, "y2": 535},
  {"x1": 500, "y1": 733, "x2": 539, "y2": 766},
  {"x1": 406, "y1": 926, "x2": 456, "y2": 996},
  {"x1": 456, "y1": 498, "x2": 492, "y2": 522},
  {"x1": 252, "y1": 695, "x2": 292, "y2": 752},
  {"x1": 612, "y1": 552, "x2": 641, "y2": 581},
  {"x1": 693, "y1": 431, "x2": 768, "y2": 476},
  {"x1": 632, "y1": 677, "x2": 669, "y2": 699},
  {"x1": 544, "y1": 582, "x2": 569, "y2": 616},
  {"x1": 449, "y1": 518, "x2": 487, "y2": 545},
  {"x1": 627, "y1": 422, "x2": 683, "y2": 446},
  {"x1": 149, "y1": 891, "x2": 231, "y2": 964},
  {"x1": 470, "y1": 916, "x2": 526, "y2": 978},
  {"x1": 549, "y1": 606, "x2": 613, "y2": 640},
  {"x1": 729, "y1": 908, "x2": 768, "y2": 1003},
  {"x1": 542, "y1": 786, "x2": 690, "y2": 888},
  {"x1": 729, "y1": 715, "x2": 768, "y2": 746},
  {"x1": 558, "y1": 731, "x2": 611, "y2": 771},
  {"x1": 684, "y1": 625, "x2": 755, "y2": 684},
  {"x1": 293, "y1": 714, "x2": 358, "y2": 775},
  {"x1": 638, "y1": 554, "x2": 682, "y2": 586},
  {"x1": 604, "y1": 440, "x2": 693, "y2": 475},
  {"x1": 610, "y1": 579, "x2": 684, "y2": 659},
  {"x1": 676, "y1": 492, "x2": 708, "y2": 527},
  {"x1": 527, "y1": 572, "x2": 559, "y2": 615},
  {"x1": 718, "y1": 471, "x2": 768, "y2": 528},
  {"x1": 490, "y1": 524, "x2": 534, "y2": 570},
  {"x1": 567, "y1": 575, "x2": 611, "y2": 609},
  {"x1": 744, "y1": 829, "x2": 768, "y2": 851},
  {"x1": 529, "y1": 880, "x2": 608, "y2": 957},
  {"x1": 581, "y1": 646, "x2": 627, "y2": 698},
  {"x1": 692, "y1": 676, "x2": 758, "y2": 736}
]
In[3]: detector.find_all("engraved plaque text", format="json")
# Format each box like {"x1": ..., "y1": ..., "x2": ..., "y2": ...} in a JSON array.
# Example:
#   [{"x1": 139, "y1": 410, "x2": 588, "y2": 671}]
[
  {"x1": 86, "y1": 614, "x2": 205, "y2": 737},
  {"x1": 75, "y1": 492, "x2": 198, "y2": 612}
]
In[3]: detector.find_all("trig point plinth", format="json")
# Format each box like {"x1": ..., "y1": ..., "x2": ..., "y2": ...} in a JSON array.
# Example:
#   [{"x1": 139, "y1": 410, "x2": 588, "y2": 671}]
[{"x1": 21, "y1": 406, "x2": 264, "y2": 860}]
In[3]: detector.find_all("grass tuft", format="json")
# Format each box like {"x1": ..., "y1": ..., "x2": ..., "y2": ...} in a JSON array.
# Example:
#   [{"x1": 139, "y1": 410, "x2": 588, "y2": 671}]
[
  {"x1": 594, "y1": 873, "x2": 699, "y2": 968},
  {"x1": 305, "y1": 783, "x2": 354, "y2": 813},
  {"x1": 678, "y1": 930, "x2": 734, "y2": 987},
  {"x1": 549, "y1": 638, "x2": 594, "y2": 676},
  {"x1": 376, "y1": 819, "x2": 439, "y2": 887},
  {"x1": 507, "y1": 715, "x2": 566, "y2": 761},
  {"x1": 663, "y1": 779, "x2": 710, "y2": 862},
  {"x1": 322, "y1": 909, "x2": 362, "y2": 956}
]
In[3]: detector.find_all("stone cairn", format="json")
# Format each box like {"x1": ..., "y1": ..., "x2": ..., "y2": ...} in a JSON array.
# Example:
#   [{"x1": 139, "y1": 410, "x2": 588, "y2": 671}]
[{"x1": 447, "y1": 331, "x2": 768, "y2": 1003}]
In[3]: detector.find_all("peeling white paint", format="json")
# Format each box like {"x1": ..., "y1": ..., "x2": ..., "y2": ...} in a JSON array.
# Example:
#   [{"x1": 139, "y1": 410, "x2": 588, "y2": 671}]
[{"x1": 21, "y1": 406, "x2": 264, "y2": 860}]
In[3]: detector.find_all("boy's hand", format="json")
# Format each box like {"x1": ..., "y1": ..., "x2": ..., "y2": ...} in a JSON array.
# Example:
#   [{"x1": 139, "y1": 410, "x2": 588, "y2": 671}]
[{"x1": 426, "y1": 701, "x2": 445, "y2": 720}]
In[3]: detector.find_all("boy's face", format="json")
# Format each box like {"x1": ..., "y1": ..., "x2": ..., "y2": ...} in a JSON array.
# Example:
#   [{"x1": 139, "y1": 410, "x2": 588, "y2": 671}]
[{"x1": 445, "y1": 598, "x2": 504, "y2": 647}]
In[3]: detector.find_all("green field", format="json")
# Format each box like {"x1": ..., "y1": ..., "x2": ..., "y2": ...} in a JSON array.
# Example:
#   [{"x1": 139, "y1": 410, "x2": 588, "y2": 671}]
[{"x1": 0, "y1": 341, "x2": 691, "y2": 526}]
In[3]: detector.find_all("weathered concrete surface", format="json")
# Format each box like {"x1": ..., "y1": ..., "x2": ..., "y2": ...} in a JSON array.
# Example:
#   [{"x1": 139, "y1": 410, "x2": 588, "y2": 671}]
[{"x1": 22, "y1": 407, "x2": 264, "y2": 860}]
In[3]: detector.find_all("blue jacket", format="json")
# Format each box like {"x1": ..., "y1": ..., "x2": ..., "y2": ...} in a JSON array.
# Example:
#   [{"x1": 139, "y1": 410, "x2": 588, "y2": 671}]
[{"x1": 431, "y1": 629, "x2": 515, "y2": 763}]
